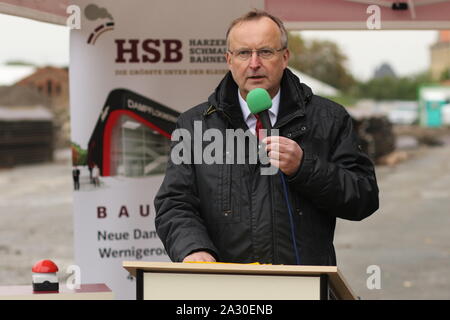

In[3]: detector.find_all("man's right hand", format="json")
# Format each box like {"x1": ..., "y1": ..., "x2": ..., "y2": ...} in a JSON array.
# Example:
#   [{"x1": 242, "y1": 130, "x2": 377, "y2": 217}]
[{"x1": 183, "y1": 251, "x2": 216, "y2": 262}]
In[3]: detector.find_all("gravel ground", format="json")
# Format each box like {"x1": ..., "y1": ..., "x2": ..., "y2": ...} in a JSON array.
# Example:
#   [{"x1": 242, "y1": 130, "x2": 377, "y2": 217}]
[
  {"x1": 0, "y1": 149, "x2": 74, "y2": 285},
  {"x1": 0, "y1": 145, "x2": 449, "y2": 299},
  {"x1": 335, "y1": 145, "x2": 450, "y2": 299}
]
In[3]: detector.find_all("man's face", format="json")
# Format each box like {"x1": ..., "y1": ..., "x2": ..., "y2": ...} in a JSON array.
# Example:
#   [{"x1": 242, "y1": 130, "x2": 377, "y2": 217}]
[{"x1": 226, "y1": 17, "x2": 289, "y2": 100}]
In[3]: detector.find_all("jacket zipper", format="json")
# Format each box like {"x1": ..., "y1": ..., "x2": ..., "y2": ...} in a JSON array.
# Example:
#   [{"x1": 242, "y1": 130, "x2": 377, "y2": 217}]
[
  {"x1": 269, "y1": 173, "x2": 277, "y2": 264},
  {"x1": 223, "y1": 164, "x2": 232, "y2": 217}
]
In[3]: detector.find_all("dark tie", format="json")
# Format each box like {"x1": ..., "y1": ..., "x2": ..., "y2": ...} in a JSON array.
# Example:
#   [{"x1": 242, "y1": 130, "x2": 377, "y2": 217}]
[{"x1": 254, "y1": 114, "x2": 265, "y2": 141}]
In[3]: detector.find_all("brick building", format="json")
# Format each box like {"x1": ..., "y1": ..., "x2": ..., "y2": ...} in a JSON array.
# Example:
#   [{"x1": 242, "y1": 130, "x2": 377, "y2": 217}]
[
  {"x1": 0, "y1": 105, "x2": 54, "y2": 167},
  {"x1": 430, "y1": 31, "x2": 450, "y2": 81},
  {"x1": 14, "y1": 66, "x2": 70, "y2": 148}
]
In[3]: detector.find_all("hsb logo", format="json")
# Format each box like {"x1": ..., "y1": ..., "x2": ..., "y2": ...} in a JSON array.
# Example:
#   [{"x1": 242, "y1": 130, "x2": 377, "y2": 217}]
[{"x1": 115, "y1": 39, "x2": 183, "y2": 63}]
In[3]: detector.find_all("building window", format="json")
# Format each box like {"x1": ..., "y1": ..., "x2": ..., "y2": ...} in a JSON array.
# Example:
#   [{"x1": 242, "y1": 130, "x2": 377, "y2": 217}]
[
  {"x1": 47, "y1": 80, "x2": 52, "y2": 96},
  {"x1": 110, "y1": 114, "x2": 171, "y2": 177}
]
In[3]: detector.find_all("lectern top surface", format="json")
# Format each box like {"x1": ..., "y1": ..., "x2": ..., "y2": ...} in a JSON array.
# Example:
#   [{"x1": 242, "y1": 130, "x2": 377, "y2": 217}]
[
  {"x1": 123, "y1": 261, "x2": 338, "y2": 275},
  {"x1": 122, "y1": 261, "x2": 356, "y2": 300}
]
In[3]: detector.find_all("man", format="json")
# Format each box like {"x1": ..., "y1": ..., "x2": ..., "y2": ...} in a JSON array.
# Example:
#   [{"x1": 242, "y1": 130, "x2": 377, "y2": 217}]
[
  {"x1": 92, "y1": 164, "x2": 100, "y2": 187},
  {"x1": 72, "y1": 166, "x2": 80, "y2": 191},
  {"x1": 154, "y1": 10, "x2": 379, "y2": 265}
]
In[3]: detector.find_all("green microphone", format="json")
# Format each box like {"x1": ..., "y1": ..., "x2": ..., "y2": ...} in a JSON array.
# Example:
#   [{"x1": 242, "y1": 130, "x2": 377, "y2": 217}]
[{"x1": 246, "y1": 88, "x2": 272, "y2": 136}]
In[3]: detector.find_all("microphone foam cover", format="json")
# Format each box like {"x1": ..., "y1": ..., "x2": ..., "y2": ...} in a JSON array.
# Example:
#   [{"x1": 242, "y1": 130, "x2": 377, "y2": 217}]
[{"x1": 246, "y1": 88, "x2": 272, "y2": 114}]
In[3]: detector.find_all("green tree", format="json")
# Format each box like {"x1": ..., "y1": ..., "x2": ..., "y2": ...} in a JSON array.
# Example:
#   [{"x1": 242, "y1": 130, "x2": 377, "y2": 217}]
[
  {"x1": 288, "y1": 32, "x2": 355, "y2": 92},
  {"x1": 287, "y1": 32, "x2": 306, "y2": 73},
  {"x1": 5, "y1": 60, "x2": 36, "y2": 67},
  {"x1": 71, "y1": 142, "x2": 88, "y2": 166},
  {"x1": 440, "y1": 68, "x2": 450, "y2": 82},
  {"x1": 356, "y1": 71, "x2": 434, "y2": 100}
]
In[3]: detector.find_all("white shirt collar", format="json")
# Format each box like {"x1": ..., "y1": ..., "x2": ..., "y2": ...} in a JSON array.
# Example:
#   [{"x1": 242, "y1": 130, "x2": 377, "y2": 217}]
[{"x1": 238, "y1": 88, "x2": 280, "y2": 126}]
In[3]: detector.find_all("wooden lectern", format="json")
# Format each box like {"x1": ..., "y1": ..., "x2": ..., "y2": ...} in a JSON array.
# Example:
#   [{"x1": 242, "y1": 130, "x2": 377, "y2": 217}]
[{"x1": 123, "y1": 261, "x2": 356, "y2": 300}]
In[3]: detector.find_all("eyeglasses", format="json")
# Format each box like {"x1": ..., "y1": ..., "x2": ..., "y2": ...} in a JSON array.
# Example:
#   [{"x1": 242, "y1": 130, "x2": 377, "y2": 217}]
[{"x1": 228, "y1": 47, "x2": 286, "y2": 60}]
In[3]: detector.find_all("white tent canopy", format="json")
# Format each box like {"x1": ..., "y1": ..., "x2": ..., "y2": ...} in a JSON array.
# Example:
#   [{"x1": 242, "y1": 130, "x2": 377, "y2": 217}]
[
  {"x1": 1, "y1": 0, "x2": 450, "y2": 29},
  {"x1": 268, "y1": 0, "x2": 450, "y2": 30},
  {"x1": 289, "y1": 67, "x2": 340, "y2": 97},
  {"x1": 0, "y1": 65, "x2": 35, "y2": 86},
  {"x1": 0, "y1": 0, "x2": 68, "y2": 25}
]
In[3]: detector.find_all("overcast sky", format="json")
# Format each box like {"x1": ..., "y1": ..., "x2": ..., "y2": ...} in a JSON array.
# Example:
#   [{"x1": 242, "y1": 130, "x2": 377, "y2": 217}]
[
  {"x1": 299, "y1": 30, "x2": 438, "y2": 81},
  {"x1": 0, "y1": 13, "x2": 69, "y2": 67},
  {"x1": 0, "y1": 13, "x2": 439, "y2": 81}
]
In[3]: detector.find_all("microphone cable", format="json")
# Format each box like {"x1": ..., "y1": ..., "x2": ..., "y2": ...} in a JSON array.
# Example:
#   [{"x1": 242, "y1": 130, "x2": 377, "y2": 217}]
[{"x1": 278, "y1": 170, "x2": 301, "y2": 265}]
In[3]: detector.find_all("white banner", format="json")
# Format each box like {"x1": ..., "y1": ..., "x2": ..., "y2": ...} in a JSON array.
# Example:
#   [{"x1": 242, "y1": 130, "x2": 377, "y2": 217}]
[{"x1": 70, "y1": 0, "x2": 263, "y2": 299}]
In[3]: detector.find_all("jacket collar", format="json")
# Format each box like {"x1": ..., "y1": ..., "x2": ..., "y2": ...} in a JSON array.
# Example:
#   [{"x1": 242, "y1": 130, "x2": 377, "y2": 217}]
[{"x1": 207, "y1": 69, "x2": 313, "y2": 129}]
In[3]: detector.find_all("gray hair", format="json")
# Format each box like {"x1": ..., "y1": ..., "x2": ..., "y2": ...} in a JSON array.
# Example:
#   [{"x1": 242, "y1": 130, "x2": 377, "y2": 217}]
[{"x1": 226, "y1": 9, "x2": 288, "y2": 50}]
